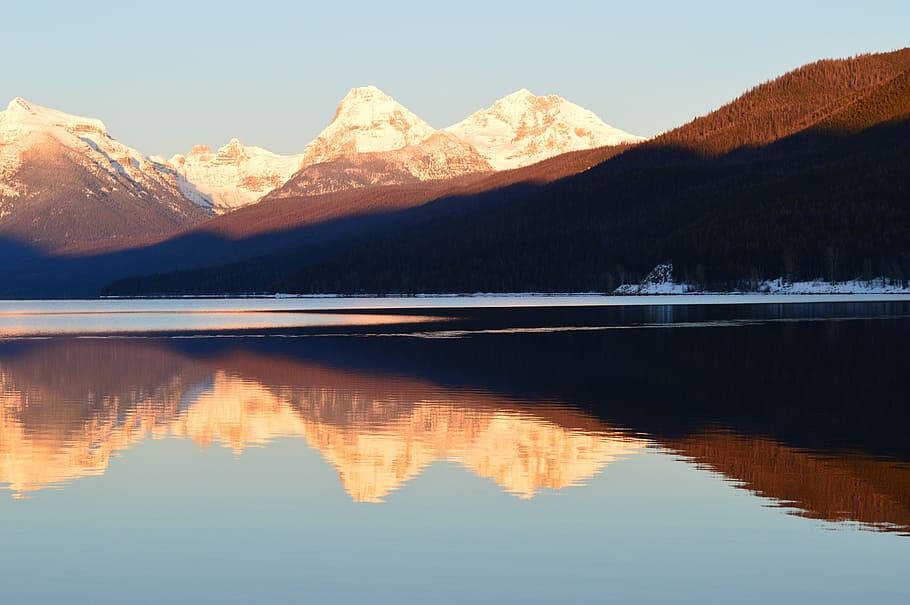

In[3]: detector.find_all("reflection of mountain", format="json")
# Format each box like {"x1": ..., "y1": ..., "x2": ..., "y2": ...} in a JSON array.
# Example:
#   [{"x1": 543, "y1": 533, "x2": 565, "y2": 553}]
[
  {"x1": 286, "y1": 389, "x2": 636, "y2": 502},
  {"x1": 0, "y1": 341, "x2": 639, "y2": 501},
  {"x1": 0, "y1": 341, "x2": 204, "y2": 495},
  {"x1": 0, "y1": 337, "x2": 908, "y2": 534}
]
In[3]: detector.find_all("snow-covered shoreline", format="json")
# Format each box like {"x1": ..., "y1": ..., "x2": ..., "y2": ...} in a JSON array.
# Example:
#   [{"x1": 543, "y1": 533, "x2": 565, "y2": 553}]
[
  {"x1": 613, "y1": 263, "x2": 910, "y2": 296},
  {"x1": 95, "y1": 263, "x2": 910, "y2": 307},
  {"x1": 616, "y1": 280, "x2": 910, "y2": 296}
]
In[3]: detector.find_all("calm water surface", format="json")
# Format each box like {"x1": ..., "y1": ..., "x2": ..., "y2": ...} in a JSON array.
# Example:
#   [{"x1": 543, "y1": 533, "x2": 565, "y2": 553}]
[{"x1": 0, "y1": 297, "x2": 907, "y2": 603}]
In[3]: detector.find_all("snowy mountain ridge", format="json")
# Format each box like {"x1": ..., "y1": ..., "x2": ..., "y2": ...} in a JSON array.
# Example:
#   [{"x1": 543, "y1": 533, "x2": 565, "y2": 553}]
[
  {"x1": 267, "y1": 86, "x2": 643, "y2": 199},
  {"x1": 1, "y1": 89, "x2": 643, "y2": 217}
]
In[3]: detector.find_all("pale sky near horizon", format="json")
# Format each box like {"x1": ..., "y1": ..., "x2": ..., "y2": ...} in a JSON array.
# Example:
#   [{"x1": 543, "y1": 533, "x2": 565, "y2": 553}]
[{"x1": 3, "y1": 0, "x2": 908, "y2": 157}]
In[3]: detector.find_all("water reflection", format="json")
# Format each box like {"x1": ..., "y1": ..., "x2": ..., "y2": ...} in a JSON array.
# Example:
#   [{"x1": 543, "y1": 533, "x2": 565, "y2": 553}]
[
  {"x1": 0, "y1": 340, "x2": 640, "y2": 501},
  {"x1": 0, "y1": 337, "x2": 908, "y2": 534}
]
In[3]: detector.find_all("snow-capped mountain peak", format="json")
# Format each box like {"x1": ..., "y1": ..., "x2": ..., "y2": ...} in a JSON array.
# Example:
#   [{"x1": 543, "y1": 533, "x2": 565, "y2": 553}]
[
  {"x1": 446, "y1": 89, "x2": 644, "y2": 170},
  {"x1": 0, "y1": 97, "x2": 108, "y2": 142},
  {"x1": 220, "y1": 138, "x2": 246, "y2": 157},
  {"x1": 300, "y1": 85, "x2": 436, "y2": 166},
  {"x1": 0, "y1": 97, "x2": 212, "y2": 249},
  {"x1": 209, "y1": 138, "x2": 256, "y2": 166},
  {"x1": 0, "y1": 96, "x2": 181, "y2": 196},
  {"x1": 501, "y1": 88, "x2": 534, "y2": 101}
]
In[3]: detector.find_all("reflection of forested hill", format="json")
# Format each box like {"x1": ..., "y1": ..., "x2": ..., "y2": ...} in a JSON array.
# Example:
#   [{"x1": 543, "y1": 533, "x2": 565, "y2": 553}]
[{"x1": 671, "y1": 432, "x2": 910, "y2": 533}]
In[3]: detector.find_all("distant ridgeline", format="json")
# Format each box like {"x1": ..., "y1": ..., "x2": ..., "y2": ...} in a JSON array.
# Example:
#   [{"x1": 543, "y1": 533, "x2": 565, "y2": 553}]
[{"x1": 5, "y1": 50, "x2": 910, "y2": 297}]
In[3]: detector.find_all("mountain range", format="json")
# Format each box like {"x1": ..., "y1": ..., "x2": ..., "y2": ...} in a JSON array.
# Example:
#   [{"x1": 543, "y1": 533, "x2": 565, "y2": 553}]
[
  {"x1": 1, "y1": 47, "x2": 908, "y2": 296},
  {"x1": 0, "y1": 86, "x2": 640, "y2": 233}
]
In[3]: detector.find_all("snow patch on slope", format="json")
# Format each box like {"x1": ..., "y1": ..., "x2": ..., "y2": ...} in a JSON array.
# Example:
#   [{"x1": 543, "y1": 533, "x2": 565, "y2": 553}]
[{"x1": 757, "y1": 278, "x2": 910, "y2": 294}]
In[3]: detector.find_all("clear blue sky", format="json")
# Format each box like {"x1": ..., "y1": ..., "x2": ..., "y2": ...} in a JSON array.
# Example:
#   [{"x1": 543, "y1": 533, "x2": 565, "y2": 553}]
[{"x1": 3, "y1": 0, "x2": 907, "y2": 156}]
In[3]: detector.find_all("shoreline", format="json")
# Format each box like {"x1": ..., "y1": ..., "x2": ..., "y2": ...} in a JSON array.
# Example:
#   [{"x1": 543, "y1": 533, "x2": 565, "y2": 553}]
[{"x1": 0, "y1": 291, "x2": 906, "y2": 311}]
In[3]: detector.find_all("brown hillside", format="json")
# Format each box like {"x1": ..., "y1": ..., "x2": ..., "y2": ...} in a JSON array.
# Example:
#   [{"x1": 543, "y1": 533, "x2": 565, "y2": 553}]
[
  {"x1": 655, "y1": 48, "x2": 910, "y2": 155},
  {"x1": 812, "y1": 66, "x2": 910, "y2": 134}
]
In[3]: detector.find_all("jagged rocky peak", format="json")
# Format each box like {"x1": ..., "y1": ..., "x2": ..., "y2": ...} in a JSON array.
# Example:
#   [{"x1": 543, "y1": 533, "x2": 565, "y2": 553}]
[
  {"x1": 167, "y1": 138, "x2": 304, "y2": 212},
  {"x1": 446, "y1": 89, "x2": 645, "y2": 170},
  {"x1": 222, "y1": 137, "x2": 245, "y2": 153},
  {"x1": 301, "y1": 85, "x2": 436, "y2": 165},
  {"x1": 189, "y1": 144, "x2": 213, "y2": 156},
  {"x1": 214, "y1": 138, "x2": 250, "y2": 164}
]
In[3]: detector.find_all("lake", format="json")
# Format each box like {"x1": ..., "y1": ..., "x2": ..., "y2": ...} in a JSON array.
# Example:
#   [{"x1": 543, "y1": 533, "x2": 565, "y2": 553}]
[{"x1": 0, "y1": 296, "x2": 908, "y2": 603}]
